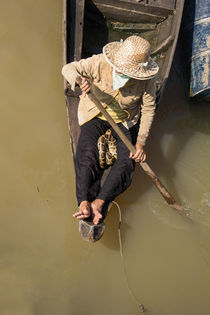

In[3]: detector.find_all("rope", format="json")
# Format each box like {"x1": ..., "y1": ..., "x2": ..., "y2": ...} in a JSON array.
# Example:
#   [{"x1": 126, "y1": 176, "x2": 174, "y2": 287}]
[{"x1": 110, "y1": 201, "x2": 147, "y2": 314}]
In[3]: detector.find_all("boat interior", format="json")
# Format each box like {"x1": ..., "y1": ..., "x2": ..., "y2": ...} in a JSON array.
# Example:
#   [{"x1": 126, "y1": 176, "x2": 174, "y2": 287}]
[{"x1": 66, "y1": 0, "x2": 182, "y2": 94}]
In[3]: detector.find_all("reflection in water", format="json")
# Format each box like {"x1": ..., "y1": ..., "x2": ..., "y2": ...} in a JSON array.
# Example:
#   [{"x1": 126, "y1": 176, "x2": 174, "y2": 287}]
[{"x1": 1, "y1": 1, "x2": 210, "y2": 315}]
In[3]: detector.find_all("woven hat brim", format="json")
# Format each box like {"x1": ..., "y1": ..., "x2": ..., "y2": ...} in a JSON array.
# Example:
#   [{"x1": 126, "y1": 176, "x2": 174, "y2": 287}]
[{"x1": 103, "y1": 41, "x2": 159, "y2": 80}]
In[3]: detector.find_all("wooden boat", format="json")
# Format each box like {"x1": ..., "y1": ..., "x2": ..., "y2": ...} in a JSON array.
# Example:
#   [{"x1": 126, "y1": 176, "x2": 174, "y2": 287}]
[
  {"x1": 182, "y1": 0, "x2": 210, "y2": 101},
  {"x1": 62, "y1": 0, "x2": 185, "y2": 241},
  {"x1": 63, "y1": 0, "x2": 185, "y2": 158}
]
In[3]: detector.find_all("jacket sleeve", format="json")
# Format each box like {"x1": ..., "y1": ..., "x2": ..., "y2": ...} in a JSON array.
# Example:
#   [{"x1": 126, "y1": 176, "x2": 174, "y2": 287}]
[
  {"x1": 137, "y1": 77, "x2": 156, "y2": 146},
  {"x1": 61, "y1": 54, "x2": 101, "y2": 91}
]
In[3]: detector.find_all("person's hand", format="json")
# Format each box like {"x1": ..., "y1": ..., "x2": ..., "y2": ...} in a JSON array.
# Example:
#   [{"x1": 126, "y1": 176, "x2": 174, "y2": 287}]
[
  {"x1": 76, "y1": 77, "x2": 91, "y2": 96},
  {"x1": 129, "y1": 142, "x2": 146, "y2": 163}
]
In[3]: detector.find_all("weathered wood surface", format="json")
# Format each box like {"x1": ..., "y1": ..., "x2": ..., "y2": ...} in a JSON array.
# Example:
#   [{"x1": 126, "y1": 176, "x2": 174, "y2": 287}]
[
  {"x1": 151, "y1": 35, "x2": 173, "y2": 56},
  {"x1": 62, "y1": 0, "x2": 68, "y2": 90},
  {"x1": 74, "y1": 0, "x2": 85, "y2": 61},
  {"x1": 63, "y1": 1, "x2": 84, "y2": 158},
  {"x1": 135, "y1": 0, "x2": 176, "y2": 10},
  {"x1": 111, "y1": 22, "x2": 156, "y2": 32},
  {"x1": 65, "y1": 93, "x2": 81, "y2": 159},
  {"x1": 92, "y1": 0, "x2": 175, "y2": 23}
]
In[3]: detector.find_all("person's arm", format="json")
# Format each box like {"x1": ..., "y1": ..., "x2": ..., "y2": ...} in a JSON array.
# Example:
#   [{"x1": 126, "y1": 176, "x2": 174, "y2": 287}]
[
  {"x1": 138, "y1": 76, "x2": 156, "y2": 145},
  {"x1": 130, "y1": 77, "x2": 156, "y2": 162},
  {"x1": 61, "y1": 54, "x2": 101, "y2": 92}
]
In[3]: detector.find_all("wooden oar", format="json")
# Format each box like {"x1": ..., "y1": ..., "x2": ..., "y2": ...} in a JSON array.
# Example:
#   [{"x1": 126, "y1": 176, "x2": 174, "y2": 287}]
[{"x1": 84, "y1": 90, "x2": 187, "y2": 217}]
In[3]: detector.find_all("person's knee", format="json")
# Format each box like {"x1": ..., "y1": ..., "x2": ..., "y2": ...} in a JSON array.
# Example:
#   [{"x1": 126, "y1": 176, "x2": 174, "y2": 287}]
[
  {"x1": 117, "y1": 156, "x2": 135, "y2": 172},
  {"x1": 77, "y1": 154, "x2": 99, "y2": 170}
]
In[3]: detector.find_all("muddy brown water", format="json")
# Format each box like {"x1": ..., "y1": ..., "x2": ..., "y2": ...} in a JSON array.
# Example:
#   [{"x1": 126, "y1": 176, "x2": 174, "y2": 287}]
[{"x1": 1, "y1": 1, "x2": 210, "y2": 315}]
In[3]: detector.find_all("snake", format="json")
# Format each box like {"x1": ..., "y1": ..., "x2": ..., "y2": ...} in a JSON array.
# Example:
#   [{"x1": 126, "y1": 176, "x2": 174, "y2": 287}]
[{"x1": 97, "y1": 129, "x2": 117, "y2": 169}]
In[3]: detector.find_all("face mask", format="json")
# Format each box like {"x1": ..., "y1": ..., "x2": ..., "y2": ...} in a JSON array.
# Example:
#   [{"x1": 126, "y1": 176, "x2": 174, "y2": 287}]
[{"x1": 113, "y1": 67, "x2": 131, "y2": 90}]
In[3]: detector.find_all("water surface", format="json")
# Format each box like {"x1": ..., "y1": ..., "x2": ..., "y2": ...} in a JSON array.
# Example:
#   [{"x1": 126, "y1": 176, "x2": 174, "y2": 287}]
[{"x1": 0, "y1": 1, "x2": 210, "y2": 315}]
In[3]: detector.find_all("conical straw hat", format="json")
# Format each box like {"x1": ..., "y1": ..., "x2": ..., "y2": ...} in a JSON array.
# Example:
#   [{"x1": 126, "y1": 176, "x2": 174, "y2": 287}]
[{"x1": 103, "y1": 36, "x2": 159, "y2": 80}]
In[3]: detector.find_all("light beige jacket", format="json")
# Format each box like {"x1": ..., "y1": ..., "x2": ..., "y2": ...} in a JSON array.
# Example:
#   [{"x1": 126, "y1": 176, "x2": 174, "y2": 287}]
[{"x1": 62, "y1": 54, "x2": 156, "y2": 145}]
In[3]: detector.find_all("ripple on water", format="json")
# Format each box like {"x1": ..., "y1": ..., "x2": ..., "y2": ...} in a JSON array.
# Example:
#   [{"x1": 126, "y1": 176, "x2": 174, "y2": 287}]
[
  {"x1": 188, "y1": 192, "x2": 210, "y2": 228},
  {"x1": 149, "y1": 191, "x2": 210, "y2": 230},
  {"x1": 148, "y1": 194, "x2": 195, "y2": 230}
]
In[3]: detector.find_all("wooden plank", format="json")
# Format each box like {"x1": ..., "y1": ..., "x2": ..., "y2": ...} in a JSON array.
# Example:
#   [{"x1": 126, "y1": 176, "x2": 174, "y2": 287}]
[
  {"x1": 148, "y1": 0, "x2": 176, "y2": 10},
  {"x1": 62, "y1": 0, "x2": 67, "y2": 89},
  {"x1": 62, "y1": 0, "x2": 67, "y2": 66},
  {"x1": 93, "y1": 0, "x2": 174, "y2": 18},
  {"x1": 151, "y1": 35, "x2": 173, "y2": 55},
  {"x1": 66, "y1": 0, "x2": 75, "y2": 62},
  {"x1": 74, "y1": 0, "x2": 85, "y2": 60},
  {"x1": 118, "y1": 0, "x2": 176, "y2": 10},
  {"x1": 156, "y1": 0, "x2": 185, "y2": 104},
  {"x1": 111, "y1": 22, "x2": 156, "y2": 32},
  {"x1": 65, "y1": 94, "x2": 81, "y2": 158},
  {"x1": 93, "y1": 3, "x2": 165, "y2": 23},
  {"x1": 63, "y1": 1, "x2": 82, "y2": 162}
]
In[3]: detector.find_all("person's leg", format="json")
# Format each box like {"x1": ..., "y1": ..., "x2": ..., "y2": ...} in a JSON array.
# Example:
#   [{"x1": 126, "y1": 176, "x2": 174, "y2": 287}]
[
  {"x1": 91, "y1": 122, "x2": 139, "y2": 224},
  {"x1": 74, "y1": 117, "x2": 109, "y2": 220}
]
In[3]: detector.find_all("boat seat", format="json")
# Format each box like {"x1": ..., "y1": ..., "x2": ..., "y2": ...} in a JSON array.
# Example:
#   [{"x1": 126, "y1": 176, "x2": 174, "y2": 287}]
[
  {"x1": 93, "y1": 0, "x2": 176, "y2": 23},
  {"x1": 126, "y1": 0, "x2": 176, "y2": 11}
]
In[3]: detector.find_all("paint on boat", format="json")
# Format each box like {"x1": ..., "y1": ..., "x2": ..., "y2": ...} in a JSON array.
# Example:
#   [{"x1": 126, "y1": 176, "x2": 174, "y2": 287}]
[{"x1": 182, "y1": 0, "x2": 210, "y2": 100}]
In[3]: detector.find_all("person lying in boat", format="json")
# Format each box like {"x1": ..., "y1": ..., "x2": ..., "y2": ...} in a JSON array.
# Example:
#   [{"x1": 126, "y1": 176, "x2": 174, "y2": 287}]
[{"x1": 62, "y1": 35, "x2": 159, "y2": 225}]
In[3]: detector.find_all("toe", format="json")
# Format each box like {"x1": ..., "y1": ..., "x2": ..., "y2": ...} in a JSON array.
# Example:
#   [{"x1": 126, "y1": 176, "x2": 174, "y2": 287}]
[
  {"x1": 93, "y1": 218, "x2": 98, "y2": 225},
  {"x1": 73, "y1": 210, "x2": 83, "y2": 217},
  {"x1": 93, "y1": 218, "x2": 100, "y2": 225},
  {"x1": 83, "y1": 209, "x2": 89, "y2": 215},
  {"x1": 93, "y1": 213, "x2": 103, "y2": 225},
  {"x1": 77, "y1": 214, "x2": 90, "y2": 220},
  {"x1": 73, "y1": 207, "x2": 90, "y2": 220}
]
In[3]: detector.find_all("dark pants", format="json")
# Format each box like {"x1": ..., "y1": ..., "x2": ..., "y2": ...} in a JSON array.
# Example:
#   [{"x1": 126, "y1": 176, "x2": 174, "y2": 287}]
[{"x1": 75, "y1": 117, "x2": 139, "y2": 205}]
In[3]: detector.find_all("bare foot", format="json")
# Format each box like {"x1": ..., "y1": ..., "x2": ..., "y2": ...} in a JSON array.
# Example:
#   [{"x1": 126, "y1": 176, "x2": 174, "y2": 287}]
[
  {"x1": 73, "y1": 201, "x2": 91, "y2": 220},
  {"x1": 91, "y1": 199, "x2": 104, "y2": 225}
]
